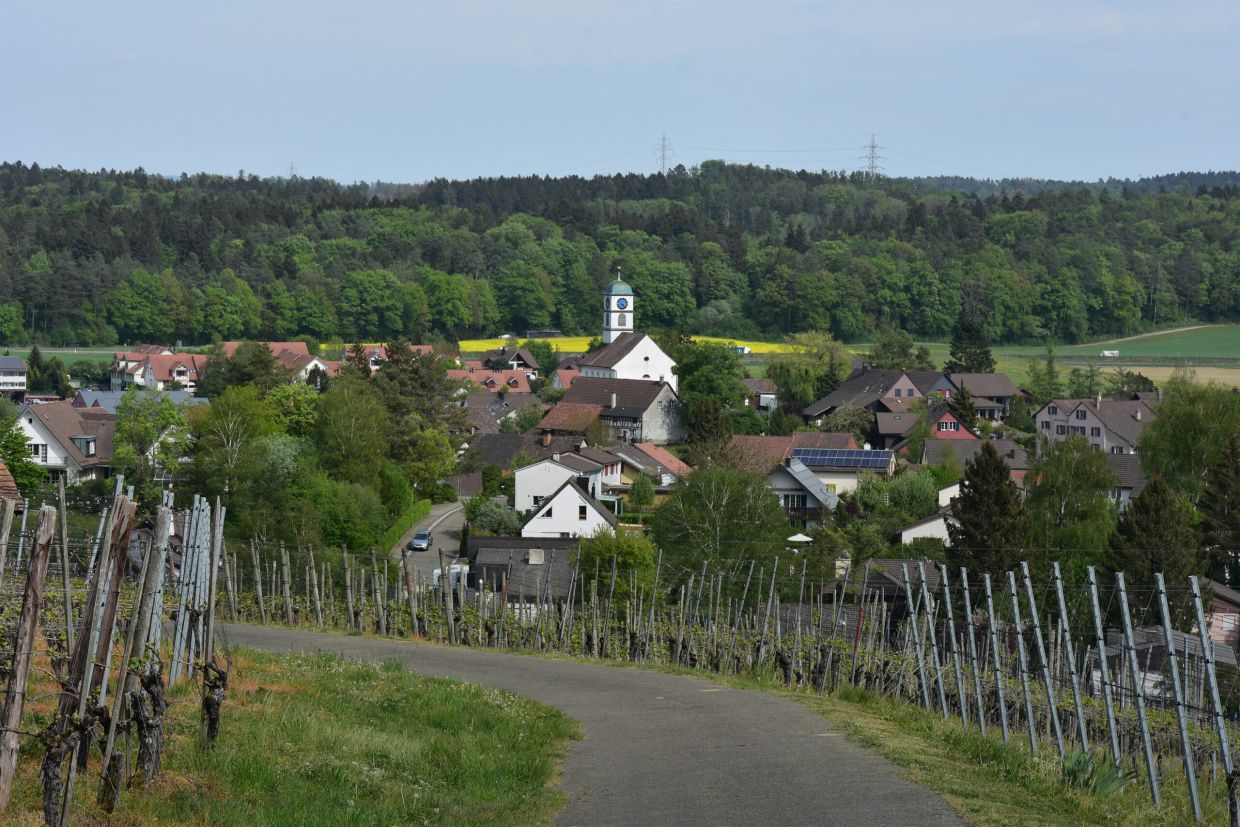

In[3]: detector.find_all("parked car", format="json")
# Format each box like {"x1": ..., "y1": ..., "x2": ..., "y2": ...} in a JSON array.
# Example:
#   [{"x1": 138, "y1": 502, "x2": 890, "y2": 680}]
[{"x1": 408, "y1": 529, "x2": 433, "y2": 551}]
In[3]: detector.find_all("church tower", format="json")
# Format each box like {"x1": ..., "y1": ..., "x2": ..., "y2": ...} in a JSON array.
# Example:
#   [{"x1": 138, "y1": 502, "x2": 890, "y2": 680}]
[{"x1": 602, "y1": 271, "x2": 634, "y2": 344}]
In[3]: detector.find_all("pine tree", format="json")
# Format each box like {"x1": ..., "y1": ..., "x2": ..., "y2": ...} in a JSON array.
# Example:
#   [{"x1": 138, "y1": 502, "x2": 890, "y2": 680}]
[
  {"x1": 947, "y1": 441, "x2": 1027, "y2": 576},
  {"x1": 948, "y1": 386, "x2": 977, "y2": 429},
  {"x1": 1201, "y1": 432, "x2": 1240, "y2": 573},
  {"x1": 943, "y1": 315, "x2": 996, "y2": 374},
  {"x1": 1110, "y1": 474, "x2": 1203, "y2": 589}
]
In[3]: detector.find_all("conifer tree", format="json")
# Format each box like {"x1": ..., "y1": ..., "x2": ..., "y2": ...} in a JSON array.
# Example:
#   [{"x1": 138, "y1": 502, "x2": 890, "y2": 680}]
[
  {"x1": 947, "y1": 441, "x2": 1027, "y2": 576},
  {"x1": 1110, "y1": 474, "x2": 1204, "y2": 589},
  {"x1": 948, "y1": 386, "x2": 977, "y2": 429},
  {"x1": 1201, "y1": 433, "x2": 1240, "y2": 573},
  {"x1": 943, "y1": 315, "x2": 996, "y2": 374}
]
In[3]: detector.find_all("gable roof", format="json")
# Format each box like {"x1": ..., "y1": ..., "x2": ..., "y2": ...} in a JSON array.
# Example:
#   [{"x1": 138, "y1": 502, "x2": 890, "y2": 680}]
[
  {"x1": 577, "y1": 332, "x2": 649, "y2": 369},
  {"x1": 23, "y1": 400, "x2": 116, "y2": 468},
  {"x1": 743, "y1": 377, "x2": 776, "y2": 394},
  {"x1": 906, "y1": 370, "x2": 947, "y2": 395},
  {"x1": 803, "y1": 368, "x2": 907, "y2": 416},
  {"x1": 561, "y1": 376, "x2": 672, "y2": 417},
  {"x1": 1105, "y1": 453, "x2": 1148, "y2": 496},
  {"x1": 922, "y1": 438, "x2": 1029, "y2": 472},
  {"x1": 537, "y1": 402, "x2": 604, "y2": 433},
  {"x1": 470, "y1": 545, "x2": 580, "y2": 599},
  {"x1": 446, "y1": 368, "x2": 532, "y2": 394},
  {"x1": 950, "y1": 373, "x2": 1020, "y2": 399},
  {"x1": 729, "y1": 432, "x2": 858, "y2": 472},
  {"x1": 221, "y1": 341, "x2": 311, "y2": 359},
  {"x1": 467, "y1": 433, "x2": 583, "y2": 468},
  {"x1": 144, "y1": 353, "x2": 209, "y2": 384},
  {"x1": 482, "y1": 347, "x2": 541, "y2": 371},
  {"x1": 777, "y1": 457, "x2": 839, "y2": 510},
  {"x1": 525, "y1": 478, "x2": 618, "y2": 529},
  {"x1": 73, "y1": 388, "x2": 207, "y2": 414},
  {"x1": 633, "y1": 442, "x2": 694, "y2": 478}
]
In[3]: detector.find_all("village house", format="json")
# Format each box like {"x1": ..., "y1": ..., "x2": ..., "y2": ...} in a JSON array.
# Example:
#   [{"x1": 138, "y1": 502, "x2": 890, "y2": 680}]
[
  {"x1": 1104, "y1": 452, "x2": 1148, "y2": 510},
  {"x1": 947, "y1": 372, "x2": 1024, "y2": 420},
  {"x1": 1034, "y1": 396, "x2": 1156, "y2": 454},
  {"x1": 559, "y1": 377, "x2": 685, "y2": 444},
  {"x1": 72, "y1": 388, "x2": 207, "y2": 414},
  {"x1": 921, "y1": 438, "x2": 1030, "y2": 485},
  {"x1": 465, "y1": 537, "x2": 580, "y2": 601},
  {"x1": 742, "y1": 378, "x2": 778, "y2": 411},
  {"x1": 480, "y1": 346, "x2": 541, "y2": 378},
  {"x1": 0, "y1": 355, "x2": 28, "y2": 399},
  {"x1": 521, "y1": 478, "x2": 618, "y2": 539},
  {"x1": 18, "y1": 399, "x2": 116, "y2": 483},
  {"x1": 514, "y1": 453, "x2": 606, "y2": 512}
]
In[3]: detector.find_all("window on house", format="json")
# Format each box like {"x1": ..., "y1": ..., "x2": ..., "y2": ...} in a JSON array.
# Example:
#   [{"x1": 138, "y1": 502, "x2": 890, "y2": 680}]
[
  {"x1": 1056, "y1": 425, "x2": 1066, "y2": 435},
  {"x1": 541, "y1": 507, "x2": 553, "y2": 518},
  {"x1": 1048, "y1": 405, "x2": 1058, "y2": 415},
  {"x1": 578, "y1": 505, "x2": 587, "y2": 520},
  {"x1": 894, "y1": 389, "x2": 901, "y2": 398},
  {"x1": 532, "y1": 495, "x2": 544, "y2": 506},
  {"x1": 1075, "y1": 409, "x2": 1087, "y2": 420},
  {"x1": 1041, "y1": 421, "x2": 1050, "y2": 430},
  {"x1": 1090, "y1": 427, "x2": 1101, "y2": 437},
  {"x1": 1110, "y1": 446, "x2": 1123, "y2": 454}
]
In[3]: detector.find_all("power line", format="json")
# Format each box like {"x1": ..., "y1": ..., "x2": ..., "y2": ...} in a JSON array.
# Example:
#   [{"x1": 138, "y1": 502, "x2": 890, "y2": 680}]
[
  {"x1": 862, "y1": 133, "x2": 885, "y2": 181},
  {"x1": 658, "y1": 133, "x2": 671, "y2": 174}
]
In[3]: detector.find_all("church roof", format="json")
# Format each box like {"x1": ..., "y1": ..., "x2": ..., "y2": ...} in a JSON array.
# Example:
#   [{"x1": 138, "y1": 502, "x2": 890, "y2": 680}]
[
  {"x1": 578, "y1": 332, "x2": 647, "y2": 369},
  {"x1": 605, "y1": 274, "x2": 633, "y2": 296}
]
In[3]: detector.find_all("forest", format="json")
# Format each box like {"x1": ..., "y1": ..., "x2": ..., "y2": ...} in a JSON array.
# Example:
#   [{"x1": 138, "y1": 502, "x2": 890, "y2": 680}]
[{"x1": 2, "y1": 161, "x2": 1240, "y2": 347}]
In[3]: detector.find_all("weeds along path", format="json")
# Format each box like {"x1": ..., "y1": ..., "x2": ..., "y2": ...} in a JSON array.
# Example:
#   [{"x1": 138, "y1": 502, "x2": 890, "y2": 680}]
[{"x1": 223, "y1": 624, "x2": 962, "y2": 827}]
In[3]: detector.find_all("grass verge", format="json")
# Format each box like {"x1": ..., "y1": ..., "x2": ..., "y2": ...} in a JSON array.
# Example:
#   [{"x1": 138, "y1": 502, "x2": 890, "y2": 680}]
[{"x1": 9, "y1": 648, "x2": 578, "y2": 826}]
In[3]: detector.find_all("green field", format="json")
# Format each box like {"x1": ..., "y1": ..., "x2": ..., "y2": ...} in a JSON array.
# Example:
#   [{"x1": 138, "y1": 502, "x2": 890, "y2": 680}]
[{"x1": 3, "y1": 346, "x2": 115, "y2": 364}]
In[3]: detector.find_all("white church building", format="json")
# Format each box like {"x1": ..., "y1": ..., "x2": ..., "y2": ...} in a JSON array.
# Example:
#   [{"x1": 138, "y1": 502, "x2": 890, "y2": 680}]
[{"x1": 577, "y1": 273, "x2": 678, "y2": 391}]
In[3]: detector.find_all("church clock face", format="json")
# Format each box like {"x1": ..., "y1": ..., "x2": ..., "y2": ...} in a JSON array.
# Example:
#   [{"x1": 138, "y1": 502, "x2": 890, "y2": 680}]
[{"x1": 615, "y1": 297, "x2": 628, "y2": 310}]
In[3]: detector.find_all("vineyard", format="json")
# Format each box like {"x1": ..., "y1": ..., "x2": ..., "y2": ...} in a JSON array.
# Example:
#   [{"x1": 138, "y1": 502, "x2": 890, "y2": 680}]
[{"x1": 2, "y1": 481, "x2": 1238, "y2": 823}]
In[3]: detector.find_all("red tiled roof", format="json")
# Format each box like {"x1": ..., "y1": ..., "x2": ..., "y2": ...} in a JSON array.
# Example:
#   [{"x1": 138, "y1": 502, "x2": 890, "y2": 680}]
[
  {"x1": 536, "y1": 402, "x2": 604, "y2": 433},
  {"x1": 633, "y1": 443, "x2": 693, "y2": 478},
  {"x1": 221, "y1": 341, "x2": 311, "y2": 359},
  {"x1": 446, "y1": 368, "x2": 532, "y2": 394},
  {"x1": 0, "y1": 459, "x2": 20, "y2": 502}
]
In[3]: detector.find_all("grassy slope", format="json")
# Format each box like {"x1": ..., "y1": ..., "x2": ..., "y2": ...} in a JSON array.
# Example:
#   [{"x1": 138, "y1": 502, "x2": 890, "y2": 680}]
[{"x1": 9, "y1": 649, "x2": 578, "y2": 826}]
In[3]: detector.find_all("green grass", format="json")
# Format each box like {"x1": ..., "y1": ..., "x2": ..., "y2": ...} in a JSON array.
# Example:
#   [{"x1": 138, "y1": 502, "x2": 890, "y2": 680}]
[
  {"x1": 11, "y1": 648, "x2": 578, "y2": 826},
  {"x1": 1054, "y1": 325, "x2": 1240, "y2": 360},
  {"x1": 3, "y1": 346, "x2": 115, "y2": 364}
]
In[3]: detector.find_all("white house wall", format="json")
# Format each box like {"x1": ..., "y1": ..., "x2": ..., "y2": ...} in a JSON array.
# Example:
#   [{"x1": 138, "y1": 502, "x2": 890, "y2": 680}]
[
  {"x1": 514, "y1": 461, "x2": 578, "y2": 513},
  {"x1": 521, "y1": 486, "x2": 614, "y2": 539}
]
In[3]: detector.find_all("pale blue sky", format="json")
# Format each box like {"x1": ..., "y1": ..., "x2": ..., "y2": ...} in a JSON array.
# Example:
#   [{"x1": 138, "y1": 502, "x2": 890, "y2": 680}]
[{"x1": 4, "y1": 1, "x2": 1237, "y2": 183}]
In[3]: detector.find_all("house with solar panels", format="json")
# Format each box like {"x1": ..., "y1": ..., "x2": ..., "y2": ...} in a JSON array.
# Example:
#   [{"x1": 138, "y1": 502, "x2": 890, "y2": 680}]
[{"x1": 788, "y1": 447, "x2": 896, "y2": 494}]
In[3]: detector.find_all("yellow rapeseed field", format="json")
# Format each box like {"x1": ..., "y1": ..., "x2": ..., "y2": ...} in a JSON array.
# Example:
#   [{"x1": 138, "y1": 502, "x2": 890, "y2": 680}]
[{"x1": 457, "y1": 335, "x2": 800, "y2": 354}]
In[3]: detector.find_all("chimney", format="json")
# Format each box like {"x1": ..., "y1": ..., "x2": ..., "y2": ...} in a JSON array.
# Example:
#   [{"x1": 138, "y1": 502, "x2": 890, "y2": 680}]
[
  {"x1": 1095, "y1": 393, "x2": 1102, "y2": 409},
  {"x1": 1135, "y1": 408, "x2": 1142, "y2": 421},
  {"x1": 610, "y1": 392, "x2": 617, "y2": 409},
  {"x1": 552, "y1": 452, "x2": 561, "y2": 462},
  {"x1": 542, "y1": 431, "x2": 552, "y2": 447}
]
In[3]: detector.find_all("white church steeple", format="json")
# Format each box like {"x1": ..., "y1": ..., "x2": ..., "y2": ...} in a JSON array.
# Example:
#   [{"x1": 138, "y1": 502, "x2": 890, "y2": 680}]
[{"x1": 602, "y1": 269, "x2": 634, "y2": 344}]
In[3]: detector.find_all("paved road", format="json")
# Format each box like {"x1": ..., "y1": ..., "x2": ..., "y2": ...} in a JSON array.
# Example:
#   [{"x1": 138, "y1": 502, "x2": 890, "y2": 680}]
[
  {"x1": 223, "y1": 624, "x2": 962, "y2": 827},
  {"x1": 390, "y1": 501, "x2": 465, "y2": 583}
]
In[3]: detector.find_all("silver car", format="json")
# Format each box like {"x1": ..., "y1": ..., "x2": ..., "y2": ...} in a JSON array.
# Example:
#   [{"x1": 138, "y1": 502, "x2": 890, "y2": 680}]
[{"x1": 408, "y1": 530, "x2": 433, "y2": 551}]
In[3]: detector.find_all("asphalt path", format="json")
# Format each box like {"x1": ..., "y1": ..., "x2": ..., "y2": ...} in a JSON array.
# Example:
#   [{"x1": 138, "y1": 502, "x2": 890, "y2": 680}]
[
  {"x1": 390, "y1": 501, "x2": 465, "y2": 583},
  {"x1": 223, "y1": 624, "x2": 963, "y2": 827}
]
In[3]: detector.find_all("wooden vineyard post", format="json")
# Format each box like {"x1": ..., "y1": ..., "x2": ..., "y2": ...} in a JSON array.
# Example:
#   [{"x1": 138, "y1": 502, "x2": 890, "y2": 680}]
[
  {"x1": 1052, "y1": 562, "x2": 1089, "y2": 751},
  {"x1": 0, "y1": 497, "x2": 18, "y2": 596},
  {"x1": 309, "y1": 546, "x2": 323, "y2": 627},
  {"x1": 57, "y1": 477, "x2": 75, "y2": 650},
  {"x1": 1154, "y1": 573, "x2": 1201, "y2": 822},
  {"x1": 1020, "y1": 561, "x2": 1064, "y2": 760},
  {"x1": 1116, "y1": 571, "x2": 1161, "y2": 806},
  {"x1": 250, "y1": 541, "x2": 267, "y2": 624},
  {"x1": 279, "y1": 543, "x2": 294, "y2": 625},
  {"x1": 959, "y1": 568, "x2": 987, "y2": 736},
  {"x1": 0, "y1": 505, "x2": 56, "y2": 812},
  {"x1": 982, "y1": 574, "x2": 1010, "y2": 742}
]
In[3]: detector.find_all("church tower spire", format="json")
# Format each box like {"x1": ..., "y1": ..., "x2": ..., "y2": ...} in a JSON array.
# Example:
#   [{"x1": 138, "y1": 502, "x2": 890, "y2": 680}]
[{"x1": 602, "y1": 268, "x2": 634, "y2": 344}]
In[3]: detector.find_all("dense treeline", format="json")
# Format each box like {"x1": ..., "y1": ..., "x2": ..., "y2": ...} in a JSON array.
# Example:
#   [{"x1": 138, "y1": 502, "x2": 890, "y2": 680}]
[{"x1": 3, "y1": 160, "x2": 1240, "y2": 347}]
